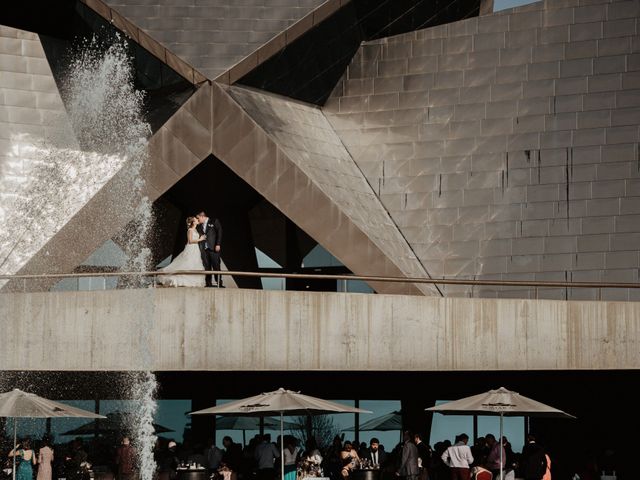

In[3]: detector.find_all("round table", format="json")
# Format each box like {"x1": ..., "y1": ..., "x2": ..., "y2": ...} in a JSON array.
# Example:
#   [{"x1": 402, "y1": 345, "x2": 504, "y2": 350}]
[
  {"x1": 350, "y1": 469, "x2": 380, "y2": 480},
  {"x1": 177, "y1": 469, "x2": 208, "y2": 480}
]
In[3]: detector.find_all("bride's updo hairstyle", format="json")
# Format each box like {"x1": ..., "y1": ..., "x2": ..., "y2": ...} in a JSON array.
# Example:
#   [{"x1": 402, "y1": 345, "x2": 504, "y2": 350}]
[{"x1": 186, "y1": 216, "x2": 197, "y2": 227}]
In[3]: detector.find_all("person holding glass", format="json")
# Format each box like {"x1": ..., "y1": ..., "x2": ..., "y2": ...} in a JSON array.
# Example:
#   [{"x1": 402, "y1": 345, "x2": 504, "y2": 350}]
[
  {"x1": 9, "y1": 438, "x2": 37, "y2": 480},
  {"x1": 340, "y1": 442, "x2": 360, "y2": 479}
]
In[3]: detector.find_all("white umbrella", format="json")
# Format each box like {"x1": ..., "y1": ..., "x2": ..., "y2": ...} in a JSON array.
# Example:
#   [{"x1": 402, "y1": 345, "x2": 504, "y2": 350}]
[
  {"x1": 190, "y1": 388, "x2": 371, "y2": 480},
  {"x1": 0, "y1": 389, "x2": 106, "y2": 480},
  {"x1": 426, "y1": 387, "x2": 574, "y2": 480}
]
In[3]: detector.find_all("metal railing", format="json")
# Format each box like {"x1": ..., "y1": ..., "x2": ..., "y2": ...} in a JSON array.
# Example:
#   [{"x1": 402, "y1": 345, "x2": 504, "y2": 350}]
[{"x1": 1, "y1": 270, "x2": 638, "y2": 300}]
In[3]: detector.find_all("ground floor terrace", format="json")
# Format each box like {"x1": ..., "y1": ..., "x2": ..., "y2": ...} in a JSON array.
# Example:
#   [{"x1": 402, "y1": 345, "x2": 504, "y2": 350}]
[{"x1": 0, "y1": 370, "x2": 636, "y2": 480}]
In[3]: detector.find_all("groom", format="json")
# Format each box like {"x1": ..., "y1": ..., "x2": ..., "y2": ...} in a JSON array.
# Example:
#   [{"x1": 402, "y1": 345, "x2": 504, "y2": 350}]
[{"x1": 196, "y1": 211, "x2": 223, "y2": 287}]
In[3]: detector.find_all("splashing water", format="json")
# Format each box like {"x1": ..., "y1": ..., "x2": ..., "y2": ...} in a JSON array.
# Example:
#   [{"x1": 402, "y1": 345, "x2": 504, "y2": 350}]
[
  {"x1": 0, "y1": 36, "x2": 152, "y2": 281},
  {"x1": 0, "y1": 35, "x2": 159, "y2": 480},
  {"x1": 130, "y1": 371, "x2": 159, "y2": 480},
  {"x1": 65, "y1": 36, "x2": 159, "y2": 480}
]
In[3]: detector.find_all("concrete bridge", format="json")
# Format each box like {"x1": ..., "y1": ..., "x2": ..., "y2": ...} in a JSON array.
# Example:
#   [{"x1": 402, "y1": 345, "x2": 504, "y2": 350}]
[{"x1": 1, "y1": 287, "x2": 639, "y2": 372}]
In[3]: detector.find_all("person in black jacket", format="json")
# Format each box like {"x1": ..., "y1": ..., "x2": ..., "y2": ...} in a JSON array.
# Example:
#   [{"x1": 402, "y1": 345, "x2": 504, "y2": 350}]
[
  {"x1": 519, "y1": 435, "x2": 547, "y2": 480},
  {"x1": 361, "y1": 438, "x2": 387, "y2": 468},
  {"x1": 196, "y1": 211, "x2": 223, "y2": 287},
  {"x1": 413, "y1": 433, "x2": 431, "y2": 480}
]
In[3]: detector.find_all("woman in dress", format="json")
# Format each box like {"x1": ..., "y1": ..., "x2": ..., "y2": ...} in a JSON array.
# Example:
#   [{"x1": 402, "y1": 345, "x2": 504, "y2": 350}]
[
  {"x1": 340, "y1": 441, "x2": 360, "y2": 479},
  {"x1": 9, "y1": 438, "x2": 37, "y2": 480},
  {"x1": 37, "y1": 437, "x2": 54, "y2": 480},
  {"x1": 157, "y1": 217, "x2": 207, "y2": 287},
  {"x1": 282, "y1": 437, "x2": 299, "y2": 480}
]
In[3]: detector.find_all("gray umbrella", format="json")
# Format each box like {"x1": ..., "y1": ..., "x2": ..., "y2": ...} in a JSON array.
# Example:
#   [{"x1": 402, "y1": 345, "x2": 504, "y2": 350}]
[
  {"x1": 191, "y1": 388, "x2": 371, "y2": 480},
  {"x1": 61, "y1": 411, "x2": 173, "y2": 436},
  {"x1": 426, "y1": 387, "x2": 574, "y2": 480},
  {"x1": 344, "y1": 410, "x2": 402, "y2": 431},
  {"x1": 0, "y1": 389, "x2": 105, "y2": 480}
]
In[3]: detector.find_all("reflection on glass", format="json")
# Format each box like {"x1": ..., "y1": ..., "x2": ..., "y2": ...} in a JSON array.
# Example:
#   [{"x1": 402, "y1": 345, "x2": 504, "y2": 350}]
[
  {"x1": 494, "y1": 0, "x2": 537, "y2": 12},
  {"x1": 429, "y1": 400, "x2": 525, "y2": 452},
  {"x1": 358, "y1": 400, "x2": 402, "y2": 453}
]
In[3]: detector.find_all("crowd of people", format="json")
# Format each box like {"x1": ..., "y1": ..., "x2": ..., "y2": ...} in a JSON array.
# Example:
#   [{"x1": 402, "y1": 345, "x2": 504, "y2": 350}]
[
  {"x1": 3, "y1": 437, "x2": 91, "y2": 480},
  {"x1": 149, "y1": 431, "x2": 552, "y2": 480},
  {"x1": 2, "y1": 432, "x2": 612, "y2": 480}
]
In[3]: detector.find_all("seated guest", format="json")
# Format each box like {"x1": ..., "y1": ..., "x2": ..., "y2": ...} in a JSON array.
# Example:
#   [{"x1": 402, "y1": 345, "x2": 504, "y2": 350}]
[
  {"x1": 361, "y1": 438, "x2": 387, "y2": 468},
  {"x1": 470, "y1": 465, "x2": 492, "y2": 480},
  {"x1": 340, "y1": 442, "x2": 360, "y2": 478}
]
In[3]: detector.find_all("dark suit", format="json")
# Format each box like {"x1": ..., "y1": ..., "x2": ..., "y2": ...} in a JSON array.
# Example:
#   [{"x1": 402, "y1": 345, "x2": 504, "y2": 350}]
[
  {"x1": 519, "y1": 442, "x2": 546, "y2": 480},
  {"x1": 362, "y1": 448, "x2": 387, "y2": 468},
  {"x1": 197, "y1": 217, "x2": 223, "y2": 286}
]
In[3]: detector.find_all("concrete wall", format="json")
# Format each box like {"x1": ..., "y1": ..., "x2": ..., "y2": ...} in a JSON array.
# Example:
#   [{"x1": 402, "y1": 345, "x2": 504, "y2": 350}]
[{"x1": 1, "y1": 288, "x2": 639, "y2": 371}]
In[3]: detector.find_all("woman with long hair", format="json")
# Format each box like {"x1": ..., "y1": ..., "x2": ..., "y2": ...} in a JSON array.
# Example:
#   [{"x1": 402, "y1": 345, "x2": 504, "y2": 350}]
[{"x1": 37, "y1": 437, "x2": 54, "y2": 480}]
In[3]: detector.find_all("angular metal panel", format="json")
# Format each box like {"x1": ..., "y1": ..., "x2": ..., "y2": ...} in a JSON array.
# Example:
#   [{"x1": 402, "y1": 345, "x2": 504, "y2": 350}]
[{"x1": 324, "y1": 0, "x2": 640, "y2": 299}]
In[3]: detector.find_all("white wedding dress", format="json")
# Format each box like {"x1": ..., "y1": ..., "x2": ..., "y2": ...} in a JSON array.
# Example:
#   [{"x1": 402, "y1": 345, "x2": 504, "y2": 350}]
[{"x1": 157, "y1": 229, "x2": 205, "y2": 287}]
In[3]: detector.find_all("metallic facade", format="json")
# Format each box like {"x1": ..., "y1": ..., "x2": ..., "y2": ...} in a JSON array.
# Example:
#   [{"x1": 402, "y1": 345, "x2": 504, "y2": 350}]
[
  {"x1": 324, "y1": 0, "x2": 640, "y2": 300},
  {"x1": 1, "y1": 0, "x2": 639, "y2": 299}
]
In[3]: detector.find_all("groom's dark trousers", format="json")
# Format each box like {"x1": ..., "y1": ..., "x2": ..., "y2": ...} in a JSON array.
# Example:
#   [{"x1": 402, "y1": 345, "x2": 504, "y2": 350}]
[{"x1": 202, "y1": 248, "x2": 221, "y2": 287}]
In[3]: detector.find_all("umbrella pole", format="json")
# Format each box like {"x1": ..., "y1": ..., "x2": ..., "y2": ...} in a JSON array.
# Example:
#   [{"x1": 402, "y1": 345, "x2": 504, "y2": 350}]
[
  {"x1": 12, "y1": 418, "x2": 17, "y2": 480},
  {"x1": 280, "y1": 412, "x2": 285, "y2": 480},
  {"x1": 499, "y1": 412, "x2": 504, "y2": 480}
]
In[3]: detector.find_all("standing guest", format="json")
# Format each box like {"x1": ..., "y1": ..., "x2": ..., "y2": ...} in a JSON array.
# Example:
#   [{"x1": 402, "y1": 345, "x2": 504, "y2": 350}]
[
  {"x1": 254, "y1": 434, "x2": 280, "y2": 480},
  {"x1": 9, "y1": 438, "x2": 37, "y2": 480},
  {"x1": 157, "y1": 440, "x2": 178, "y2": 480},
  {"x1": 431, "y1": 441, "x2": 451, "y2": 480},
  {"x1": 397, "y1": 431, "x2": 419, "y2": 480},
  {"x1": 542, "y1": 453, "x2": 551, "y2": 480},
  {"x1": 222, "y1": 436, "x2": 243, "y2": 475},
  {"x1": 196, "y1": 211, "x2": 223, "y2": 288},
  {"x1": 115, "y1": 437, "x2": 137, "y2": 480},
  {"x1": 325, "y1": 436, "x2": 343, "y2": 480},
  {"x1": 204, "y1": 438, "x2": 223, "y2": 471},
  {"x1": 283, "y1": 437, "x2": 300, "y2": 480},
  {"x1": 484, "y1": 435, "x2": 505, "y2": 479},
  {"x1": 37, "y1": 437, "x2": 54, "y2": 480},
  {"x1": 470, "y1": 438, "x2": 487, "y2": 468},
  {"x1": 441, "y1": 434, "x2": 473, "y2": 480},
  {"x1": 519, "y1": 435, "x2": 547, "y2": 480},
  {"x1": 414, "y1": 433, "x2": 431, "y2": 480},
  {"x1": 362, "y1": 438, "x2": 387, "y2": 469},
  {"x1": 501, "y1": 437, "x2": 516, "y2": 480},
  {"x1": 65, "y1": 438, "x2": 89, "y2": 480}
]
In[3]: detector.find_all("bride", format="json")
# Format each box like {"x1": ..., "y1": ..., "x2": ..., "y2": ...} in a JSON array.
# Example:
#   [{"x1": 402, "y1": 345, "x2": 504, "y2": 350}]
[{"x1": 157, "y1": 216, "x2": 206, "y2": 287}]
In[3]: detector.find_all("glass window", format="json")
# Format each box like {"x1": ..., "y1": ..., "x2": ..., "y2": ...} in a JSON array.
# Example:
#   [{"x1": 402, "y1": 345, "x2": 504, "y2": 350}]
[
  {"x1": 358, "y1": 400, "x2": 402, "y2": 453},
  {"x1": 429, "y1": 400, "x2": 525, "y2": 452},
  {"x1": 494, "y1": 0, "x2": 537, "y2": 12},
  {"x1": 302, "y1": 245, "x2": 342, "y2": 268}
]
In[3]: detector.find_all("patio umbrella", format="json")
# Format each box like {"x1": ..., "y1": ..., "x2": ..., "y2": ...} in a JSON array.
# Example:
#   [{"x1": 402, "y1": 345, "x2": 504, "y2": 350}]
[
  {"x1": 190, "y1": 388, "x2": 371, "y2": 480},
  {"x1": 344, "y1": 410, "x2": 402, "y2": 431},
  {"x1": 0, "y1": 389, "x2": 105, "y2": 480},
  {"x1": 426, "y1": 387, "x2": 574, "y2": 480},
  {"x1": 214, "y1": 416, "x2": 298, "y2": 445},
  {"x1": 61, "y1": 411, "x2": 173, "y2": 436}
]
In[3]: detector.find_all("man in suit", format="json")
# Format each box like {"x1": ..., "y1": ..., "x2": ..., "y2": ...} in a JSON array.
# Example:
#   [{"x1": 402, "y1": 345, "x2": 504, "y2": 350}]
[
  {"x1": 397, "y1": 431, "x2": 419, "y2": 480},
  {"x1": 520, "y1": 435, "x2": 547, "y2": 480},
  {"x1": 413, "y1": 433, "x2": 431, "y2": 480},
  {"x1": 196, "y1": 211, "x2": 223, "y2": 287},
  {"x1": 362, "y1": 438, "x2": 387, "y2": 469}
]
